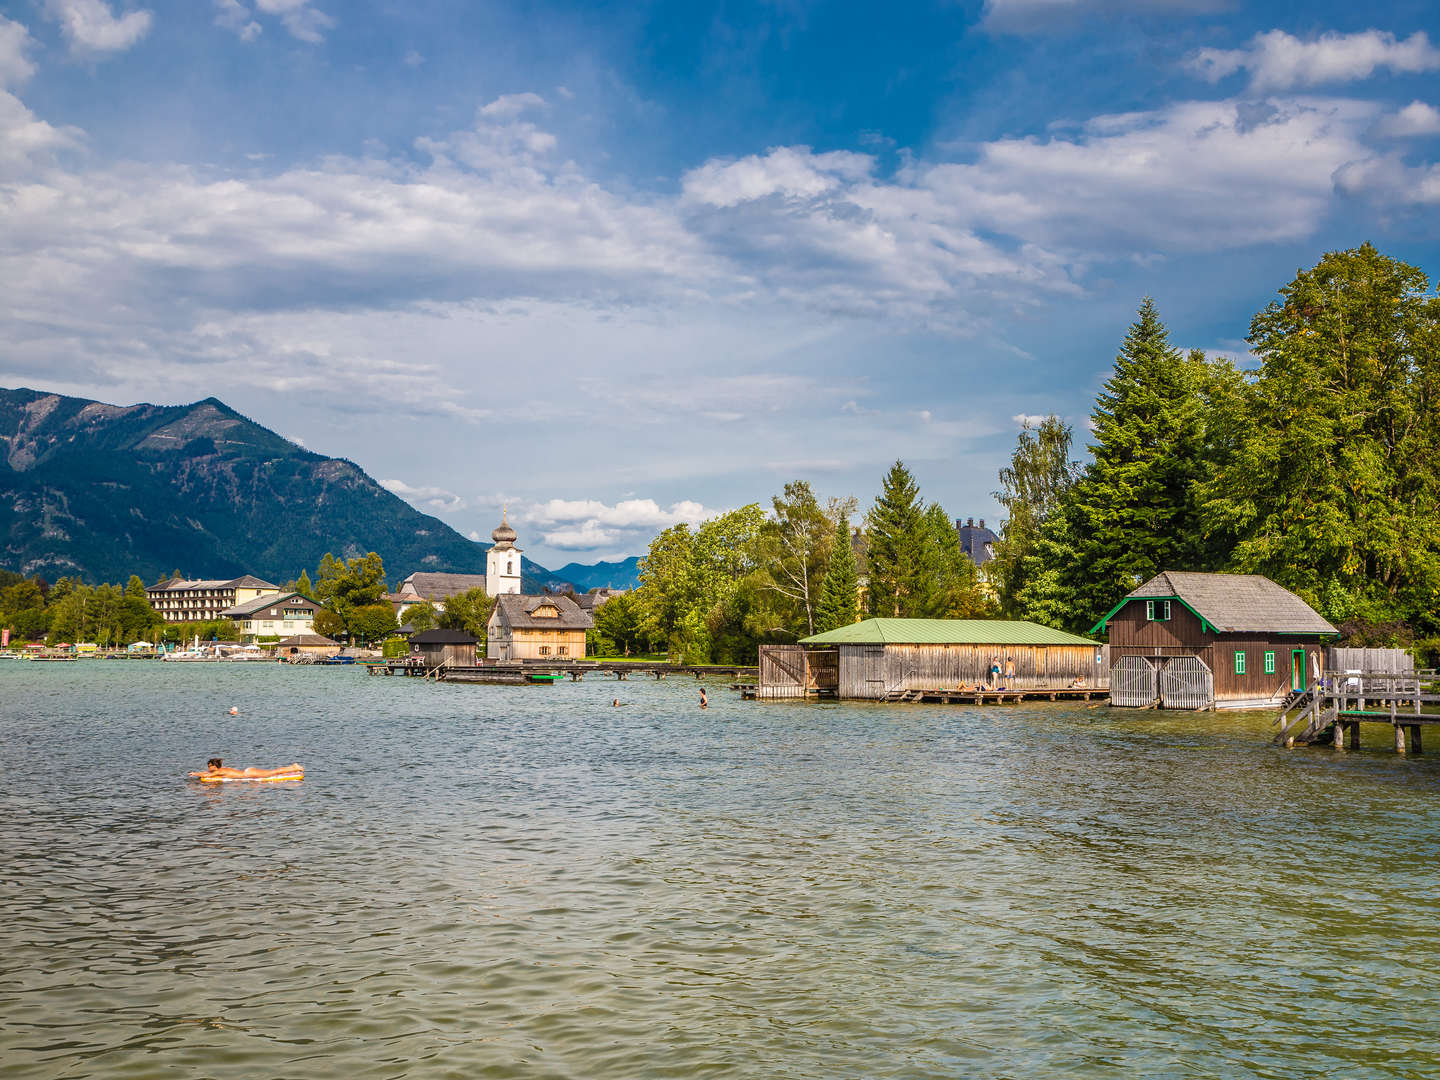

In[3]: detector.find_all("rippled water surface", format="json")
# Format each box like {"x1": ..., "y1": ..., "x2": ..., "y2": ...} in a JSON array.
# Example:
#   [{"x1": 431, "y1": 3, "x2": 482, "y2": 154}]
[{"x1": 3, "y1": 661, "x2": 1440, "y2": 1079}]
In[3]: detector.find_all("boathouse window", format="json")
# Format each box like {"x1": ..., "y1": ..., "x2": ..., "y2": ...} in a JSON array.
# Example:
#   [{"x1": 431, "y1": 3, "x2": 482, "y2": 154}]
[
  {"x1": 1234, "y1": 651, "x2": 1246, "y2": 675},
  {"x1": 1264, "y1": 651, "x2": 1275, "y2": 673},
  {"x1": 1146, "y1": 601, "x2": 1154, "y2": 620},
  {"x1": 1145, "y1": 600, "x2": 1171, "y2": 621}
]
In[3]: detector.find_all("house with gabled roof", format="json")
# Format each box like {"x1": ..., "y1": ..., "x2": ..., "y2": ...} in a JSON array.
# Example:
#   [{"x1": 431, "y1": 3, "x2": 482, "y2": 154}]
[
  {"x1": 487, "y1": 594, "x2": 593, "y2": 661},
  {"x1": 1091, "y1": 571, "x2": 1337, "y2": 710},
  {"x1": 219, "y1": 590, "x2": 320, "y2": 643}
]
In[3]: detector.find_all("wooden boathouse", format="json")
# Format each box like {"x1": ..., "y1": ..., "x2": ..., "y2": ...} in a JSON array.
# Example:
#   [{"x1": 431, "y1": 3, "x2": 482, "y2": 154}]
[
  {"x1": 1093, "y1": 571, "x2": 1336, "y2": 710},
  {"x1": 758, "y1": 619, "x2": 1107, "y2": 701}
]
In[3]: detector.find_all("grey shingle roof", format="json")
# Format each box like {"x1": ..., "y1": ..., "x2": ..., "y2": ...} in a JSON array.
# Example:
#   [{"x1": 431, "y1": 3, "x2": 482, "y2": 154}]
[
  {"x1": 398, "y1": 572, "x2": 488, "y2": 601},
  {"x1": 493, "y1": 594, "x2": 594, "y2": 631},
  {"x1": 1127, "y1": 571, "x2": 1336, "y2": 634},
  {"x1": 219, "y1": 591, "x2": 316, "y2": 617}
]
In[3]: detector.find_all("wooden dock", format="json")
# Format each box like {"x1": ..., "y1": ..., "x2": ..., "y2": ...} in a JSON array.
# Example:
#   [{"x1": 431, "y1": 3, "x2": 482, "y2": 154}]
[
  {"x1": 1275, "y1": 670, "x2": 1438, "y2": 753},
  {"x1": 368, "y1": 658, "x2": 758, "y2": 684},
  {"x1": 738, "y1": 684, "x2": 1100, "y2": 703}
]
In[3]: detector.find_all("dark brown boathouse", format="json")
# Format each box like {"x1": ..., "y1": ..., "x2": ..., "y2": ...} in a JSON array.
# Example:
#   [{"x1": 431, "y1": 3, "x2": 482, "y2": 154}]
[
  {"x1": 1093, "y1": 571, "x2": 1336, "y2": 710},
  {"x1": 758, "y1": 619, "x2": 1107, "y2": 700},
  {"x1": 409, "y1": 628, "x2": 478, "y2": 669}
]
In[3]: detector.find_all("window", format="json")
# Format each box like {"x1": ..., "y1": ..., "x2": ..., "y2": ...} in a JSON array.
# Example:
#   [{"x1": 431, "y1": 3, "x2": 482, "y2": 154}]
[
  {"x1": 1146, "y1": 600, "x2": 1155, "y2": 620},
  {"x1": 1264, "y1": 651, "x2": 1275, "y2": 674},
  {"x1": 1162, "y1": 600, "x2": 1171, "y2": 621},
  {"x1": 507, "y1": 561, "x2": 513, "y2": 575},
  {"x1": 1234, "y1": 651, "x2": 1246, "y2": 675},
  {"x1": 539, "y1": 645, "x2": 550, "y2": 657},
  {"x1": 558, "y1": 645, "x2": 568, "y2": 656}
]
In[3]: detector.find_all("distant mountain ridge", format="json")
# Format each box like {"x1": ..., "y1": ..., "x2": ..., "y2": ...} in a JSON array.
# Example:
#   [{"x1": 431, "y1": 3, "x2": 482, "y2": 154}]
[
  {"x1": 0, "y1": 387, "x2": 576, "y2": 590},
  {"x1": 552, "y1": 557, "x2": 643, "y2": 591}
]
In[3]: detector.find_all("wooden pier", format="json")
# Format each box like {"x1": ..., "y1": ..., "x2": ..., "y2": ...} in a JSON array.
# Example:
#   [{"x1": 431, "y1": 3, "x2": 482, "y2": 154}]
[
  {"x1": 1275, "y1": 670, "x2": 1438, "y2": 753},
  {"x1": 738, "y1": 683, "x2": 1100, "y2": 703},
  {"x1": 368, "y1": 658, "x2": 758, "y2": 684}
]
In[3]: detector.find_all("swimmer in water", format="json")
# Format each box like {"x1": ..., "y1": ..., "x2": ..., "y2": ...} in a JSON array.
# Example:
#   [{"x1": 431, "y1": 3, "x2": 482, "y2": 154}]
[
  {"x1": 189, "y1": 757, "x2": 303, "y2": 779},
  {"x1": 699, "y1": 688, "x2": 708, "y2": 709},
  {"x1": 228, "y1": 706, "x2": 239, "y2": 715}
]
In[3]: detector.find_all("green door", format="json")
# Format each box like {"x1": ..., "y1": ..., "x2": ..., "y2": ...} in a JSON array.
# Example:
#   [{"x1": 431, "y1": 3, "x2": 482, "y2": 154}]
[{"x1": 1291, "y1": 649, "x2": 1306, "y2": 692}]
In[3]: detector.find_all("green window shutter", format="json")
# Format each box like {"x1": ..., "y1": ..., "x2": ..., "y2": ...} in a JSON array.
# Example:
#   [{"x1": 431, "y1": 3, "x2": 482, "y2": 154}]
[
  {"x1": 1162, "y1": 600, "x2": 1171, "y2": 621},
  {"x1": 1146, "y1": 600, "x2": 1155, "y2": 621},
  {"x1": 1234, "y1": 651, "x2": 1246, "y2": 675},
  {"x1": 1264, "y1": 651, "x2": 1275, "y2": 674}
]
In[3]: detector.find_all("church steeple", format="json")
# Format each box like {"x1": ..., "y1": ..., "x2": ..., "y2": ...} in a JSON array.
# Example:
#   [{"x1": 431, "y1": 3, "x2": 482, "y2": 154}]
[{"x1": 486, "y1": 509, "x2": 522, "y2": 596}]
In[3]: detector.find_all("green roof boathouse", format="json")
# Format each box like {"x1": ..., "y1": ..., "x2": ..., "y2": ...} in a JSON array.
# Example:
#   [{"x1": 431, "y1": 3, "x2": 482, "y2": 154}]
[{"x1": 757, "y1": 619, "x2": 1108, "y2": 702}]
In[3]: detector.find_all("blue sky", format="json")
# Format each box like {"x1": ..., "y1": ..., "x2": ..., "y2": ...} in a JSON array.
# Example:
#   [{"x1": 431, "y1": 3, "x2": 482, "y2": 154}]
[{"x1": 2, "y1": 0, "x2": 1438, "y2": 567}]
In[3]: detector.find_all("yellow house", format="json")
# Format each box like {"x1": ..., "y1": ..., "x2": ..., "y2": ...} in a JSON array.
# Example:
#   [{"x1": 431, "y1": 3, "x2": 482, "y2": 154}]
[{"x1": 487, "y1": 595, "x2": 593, "y2": 661}]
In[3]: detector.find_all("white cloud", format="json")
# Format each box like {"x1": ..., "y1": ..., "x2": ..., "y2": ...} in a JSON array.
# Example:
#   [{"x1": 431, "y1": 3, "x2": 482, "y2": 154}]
[
  {"x1": 683, "y1": 146, "x2": 873, "y2": 207},
  {"x1": 403, "y1": 49, "x2": 423, "y2": 67},
  {"x1": 45, "y1": 0, "x2": 151, "y2": 56},
  {"x1": 380, "y1": 479, "x2": 467, "y2": 512},
  {"x1": 1378, "y1": 101, "x2": 1440, "y2": 138},
  {"x1": 214, "y1": 0, "x2": 261, "y2": 41},
  {"x1": 252, "y1": 0, "x2": 333, "y2": 44},
  {"x1": 1012, "y1": 413, "x2": 1049, "y2": 427},
  {"x1": 1333, "y1": 155, "x2": 1440, "y2": 206},
  {"x1": 525, "y1": 498, "x2": 718, "y2": 529},
  {"x1": 1188, "y1": 30, "x2": 1440, "y2": 91},
  {"x1": 0, "y1": 17, "x2": 37, "y2": 89},
  {"x1": 543, "y1": 522, "x2": 620, "y2": 550}
]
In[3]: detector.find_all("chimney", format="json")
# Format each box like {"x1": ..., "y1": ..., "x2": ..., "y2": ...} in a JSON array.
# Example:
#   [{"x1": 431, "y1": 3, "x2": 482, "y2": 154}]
[
  {"x1": 978, "y1": 519, "x2": 986, "y2": 529},
  {"x1": 966, "y1": 517, "x2": 974, "y2": 527}
]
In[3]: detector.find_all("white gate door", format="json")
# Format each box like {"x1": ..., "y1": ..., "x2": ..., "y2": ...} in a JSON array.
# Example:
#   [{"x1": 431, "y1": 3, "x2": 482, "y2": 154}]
[
  {"x1": 1159, "y1": 655, "x2": 1214, "y2": 710},
  {"x1": 1110, "y1": 656, "x2": 1157, "y2": 707}
]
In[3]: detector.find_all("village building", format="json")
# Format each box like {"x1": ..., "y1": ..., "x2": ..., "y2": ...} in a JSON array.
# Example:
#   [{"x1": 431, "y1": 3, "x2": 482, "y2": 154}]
[
  {"x1": 276, "y1": 633, "x2": 340, "y2": 658},
  {"x1": 393, "y1": 572, "x2": 489, "y2": 620},
  {"x1": 409, "y1": 628, "x2": 478, "y2": 668},
  {"x1": 1092, "y1": 571, "x2": 1337, "y2": 710},
  {"x1": 758, "y1": 618, "x2": 1106, "y2": 700},
  {"x1": 220, "y1": 591, "x2": 320, "y2": 643},
  {"x1": 955, "y1": 518, "x2": 998, "y2": 568},
  {"x1": 485, "y1": 513, "x2": 522, "y2": 596},
  {"x1": 487, "y1": 594, "x2": 593, "y2": 661},
  {"x1": 574, "y1": 587, "x2": 626, "y2": 616},
  {"x1": 146, "y1": 575, "x2": 278, "y2": 622}
]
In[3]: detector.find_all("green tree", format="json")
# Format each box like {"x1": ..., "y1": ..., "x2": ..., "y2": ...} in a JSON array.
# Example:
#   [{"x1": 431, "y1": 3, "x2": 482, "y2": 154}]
[
  {"x1": 438, "y1": 588, "x2": 496, "y2": 644},
  {"x1": 349, "y1": 602, "x2": 399, "y2": 645},
  {"x1": 1204, "y1": 244, "x2": 1440, "y2": 629},
  {"x1": 1058, "y1": 299, "x2": 1236, "y2": 630},
  {"x1": 315, "y1": 552, "x2": 387, "y2": 614},
  {"x1": 590, "y1": 590, "x2": 647, "y2": 656},
  {"x1": 990, "y1": 416, "x2": 1077, "y2": 617},
  {"x1": 865, "y1": 461, "x2": 926, "y2": 617},
  {"x1": 756, "y1": 481, "x2": 840, "y2": 637},
  {"x1": 312, "y1": 607, "x2": 346, "y2": 640},
  {"x1": 296, "y1": 569, "x2": 314, "y2": 599},
  {"x1": 814, "y1": 515, "x2": 860, "y2": 632},
  {"x1": 910, "y1": 503, "x2": 988, "y2": 618},
  {"x1": 404, "y1": 601, "x2": 438, "y2": 633}
]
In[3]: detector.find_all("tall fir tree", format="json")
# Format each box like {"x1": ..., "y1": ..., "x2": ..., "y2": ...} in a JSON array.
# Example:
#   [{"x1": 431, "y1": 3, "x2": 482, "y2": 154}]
[
  {"x1": 865, "y1": 461, "x2": 925, "y2": 617},
  {"x1": 815, "y1": 516, "x2": 859, "y2": 632},
  {"x1": 990, "y1": 416, "x2": 1076, "y2": 618},
  {"x1": 1055, "y1": 298, "x2": 1224, "y2": 631}
]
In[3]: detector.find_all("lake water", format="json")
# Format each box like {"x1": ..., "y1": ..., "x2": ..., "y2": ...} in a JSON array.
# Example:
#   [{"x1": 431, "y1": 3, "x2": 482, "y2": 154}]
[{"x1": 2, "y1": 661, "x2": 1439, "y2": 1079}]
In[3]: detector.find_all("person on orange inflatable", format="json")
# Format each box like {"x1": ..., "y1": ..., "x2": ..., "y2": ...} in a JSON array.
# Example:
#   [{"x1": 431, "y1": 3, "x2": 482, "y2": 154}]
[{"x1": 189, "y1": 757, "x2": 303, "y2": 779}]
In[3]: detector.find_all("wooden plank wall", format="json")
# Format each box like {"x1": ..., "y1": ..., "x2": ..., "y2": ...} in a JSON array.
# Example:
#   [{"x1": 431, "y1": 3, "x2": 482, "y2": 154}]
[
  {"x1": 757, "y1": 644, "x2": 806, "y2": 699},
  {"x1": 1327, "y1": 647, "x2": 1414, "y2": 675},
  {"x1": 837, "y1": 643, "x2": 1106, "y2": 698}
]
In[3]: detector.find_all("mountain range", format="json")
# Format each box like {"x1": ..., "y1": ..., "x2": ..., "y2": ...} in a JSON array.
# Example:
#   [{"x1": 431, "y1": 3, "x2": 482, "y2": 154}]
[{"x1": 0, "y1": 387, "x2": 640, "y2": 591}]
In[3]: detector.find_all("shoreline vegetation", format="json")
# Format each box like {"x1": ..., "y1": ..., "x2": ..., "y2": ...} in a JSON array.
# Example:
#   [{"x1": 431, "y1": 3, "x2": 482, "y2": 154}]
[{"x1": 3, "y1": 245, "x2": 1438, "y2": 668}]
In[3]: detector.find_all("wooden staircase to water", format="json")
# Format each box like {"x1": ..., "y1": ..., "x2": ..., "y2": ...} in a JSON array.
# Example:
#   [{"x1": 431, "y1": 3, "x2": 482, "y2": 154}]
[{"x1": 1274, "y1": 671, "x2": 1439, "y2": 753}]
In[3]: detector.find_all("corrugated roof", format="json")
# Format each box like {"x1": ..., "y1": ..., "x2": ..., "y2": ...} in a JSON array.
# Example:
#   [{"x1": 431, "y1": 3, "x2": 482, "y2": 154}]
[
  {"x1": 1124, "y1": 571, "x2": 1336, "y2": 634},
  {"x1": 800, "y1": 619, "x2": 1099, "y2": 646}
]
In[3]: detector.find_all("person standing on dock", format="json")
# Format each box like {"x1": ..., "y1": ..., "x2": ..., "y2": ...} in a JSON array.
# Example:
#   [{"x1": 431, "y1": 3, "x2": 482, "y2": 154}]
[
  {"x1": 1004, "y1": 657, "x2": 1015, "y2": 686},
  {"x1": 989, "y1": 657, "x2": 1001, "y2": 688}
]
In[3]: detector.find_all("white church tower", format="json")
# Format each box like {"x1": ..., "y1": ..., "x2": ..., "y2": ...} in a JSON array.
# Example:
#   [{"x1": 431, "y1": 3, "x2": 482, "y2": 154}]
[{"x1": 486, "y1": 510, "x2": 522, "y2": 597}]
